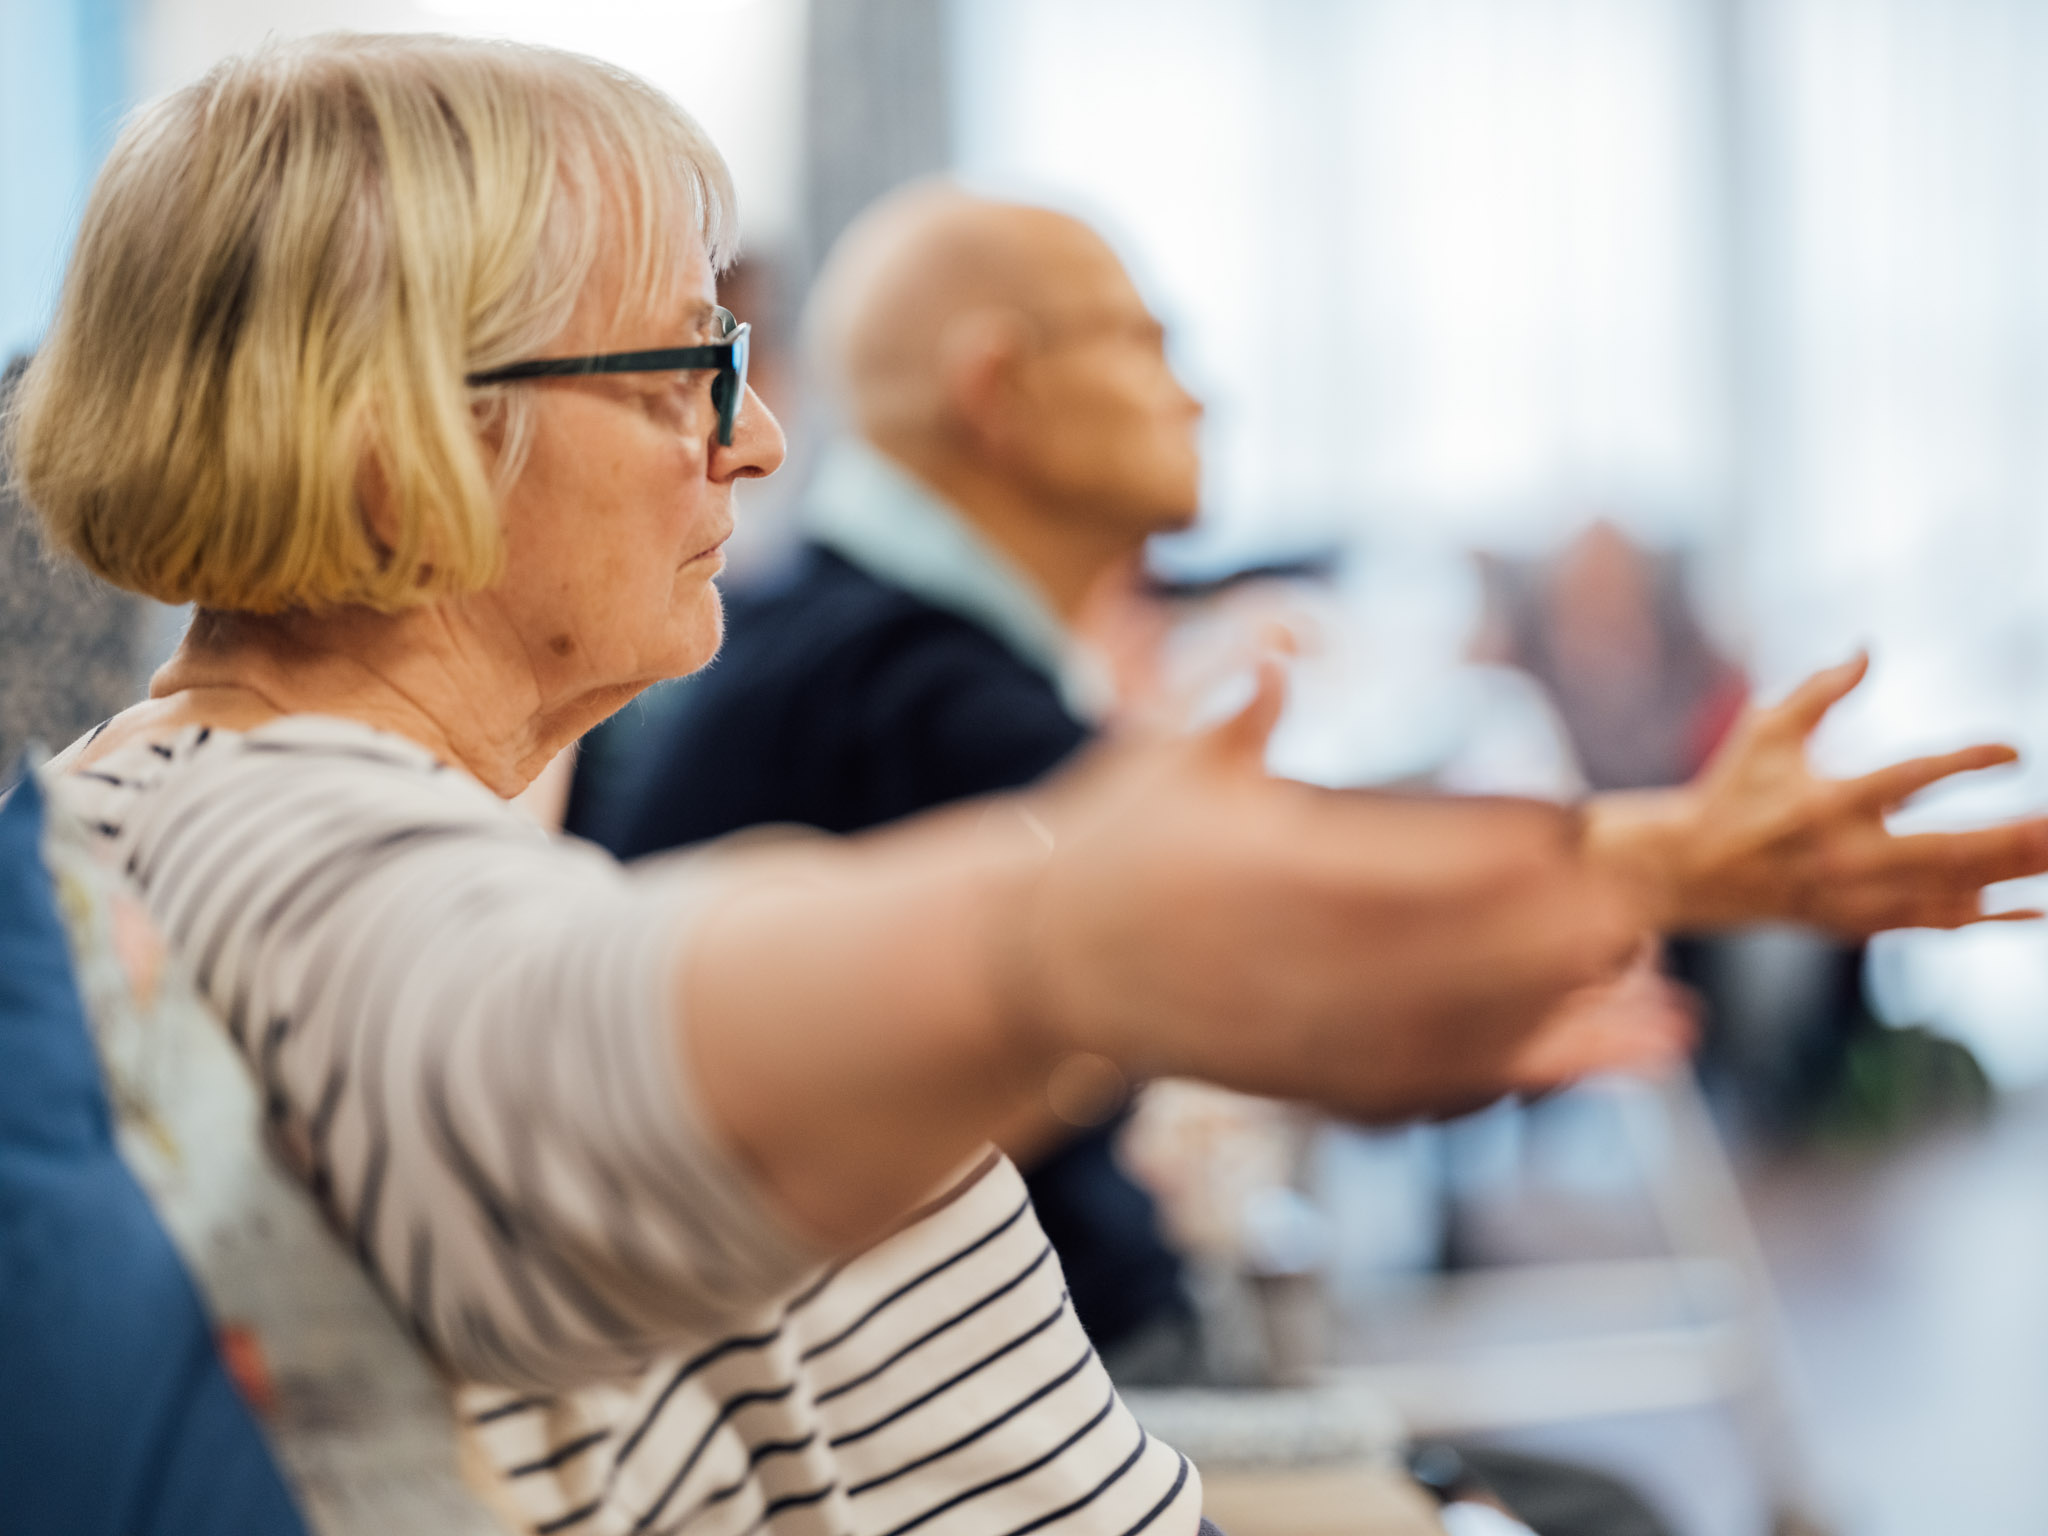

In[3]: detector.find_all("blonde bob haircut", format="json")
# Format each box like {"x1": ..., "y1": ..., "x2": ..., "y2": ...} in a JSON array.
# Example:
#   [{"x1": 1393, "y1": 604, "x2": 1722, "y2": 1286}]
[{"x1": 4, "y1": 33, "x2": 736, "y2": 614}]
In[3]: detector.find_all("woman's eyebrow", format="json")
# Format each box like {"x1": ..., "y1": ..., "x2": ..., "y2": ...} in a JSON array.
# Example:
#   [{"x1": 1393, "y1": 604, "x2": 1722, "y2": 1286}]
[{"x1": 619, "y1": 299, "x2": 716, "y2": 343}]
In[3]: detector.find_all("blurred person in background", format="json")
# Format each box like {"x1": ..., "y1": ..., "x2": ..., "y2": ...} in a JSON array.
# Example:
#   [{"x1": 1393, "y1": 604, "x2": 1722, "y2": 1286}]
[
  {"x1": 1475, "y1": 520, "x2": 1747, "y2": 798},
  {"x1": 11, "y1": 33, "x2": 1730, "y2": 1536},
  {"x1": 583, "y1": 182, "x2": 2048, "y2": 1379},
  {"x1": 1478, "y1": 522, "x2": 1974, "y2": 1142}
]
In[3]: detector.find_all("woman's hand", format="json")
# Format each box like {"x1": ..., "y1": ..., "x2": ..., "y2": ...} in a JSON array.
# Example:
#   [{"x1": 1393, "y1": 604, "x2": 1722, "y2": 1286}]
[{"x1": 1584, "y1": 654, "x2": 2048, "y2": 935}]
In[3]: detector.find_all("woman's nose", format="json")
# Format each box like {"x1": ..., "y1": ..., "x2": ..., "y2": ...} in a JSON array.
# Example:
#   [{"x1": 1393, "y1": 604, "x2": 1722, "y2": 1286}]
[{"x1": 715, "y1": 385, "x2": 787, "y2": 481}]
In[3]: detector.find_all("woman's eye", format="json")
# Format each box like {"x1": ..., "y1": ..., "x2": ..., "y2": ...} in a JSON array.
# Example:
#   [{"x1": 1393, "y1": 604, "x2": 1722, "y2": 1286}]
[{"x1": 635, "y1": 381, "x2": 686, "y2": 426}]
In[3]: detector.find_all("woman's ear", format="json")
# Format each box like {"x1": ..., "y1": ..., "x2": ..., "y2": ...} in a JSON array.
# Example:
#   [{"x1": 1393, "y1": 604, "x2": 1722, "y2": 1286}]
[{"x1": 354, "y1": 441, "x2": 402, "y2": 561}]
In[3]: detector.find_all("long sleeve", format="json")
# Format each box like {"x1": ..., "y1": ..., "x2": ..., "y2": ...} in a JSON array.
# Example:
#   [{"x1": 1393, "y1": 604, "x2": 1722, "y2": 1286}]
[{"x1": 77, "y1": 717, "x2": 821, "y2": 1389}]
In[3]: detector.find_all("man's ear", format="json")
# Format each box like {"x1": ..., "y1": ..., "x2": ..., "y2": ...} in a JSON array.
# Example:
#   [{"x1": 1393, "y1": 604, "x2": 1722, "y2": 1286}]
[{"x1": 936, "y1": 307, "x2": 1033, "y2": 456}]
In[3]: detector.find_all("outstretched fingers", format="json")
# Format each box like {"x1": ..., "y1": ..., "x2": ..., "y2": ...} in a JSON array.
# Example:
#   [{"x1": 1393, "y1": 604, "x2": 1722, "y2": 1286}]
[
  {"x1": 1848, "y1": 743, "x2": 2021, "y2": 811},
  {"x1": 1888, "y1": 819, "x2": 2048, "y2": 888},
  {"x1": 1759, "y1": 652, "x2": 1871, "y2": 743},
  {"x1": 1797, "y1": 816, "x2": 2048, "y2": 933},
  {"x1": 1866, "y1": 894, "x2": 2044, "y2": 933}
]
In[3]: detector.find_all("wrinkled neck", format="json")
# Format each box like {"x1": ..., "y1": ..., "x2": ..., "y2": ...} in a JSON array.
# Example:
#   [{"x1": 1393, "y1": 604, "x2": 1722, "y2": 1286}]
[{"x1": 150, "y1": 603, "x2": 599, "y2": 796}]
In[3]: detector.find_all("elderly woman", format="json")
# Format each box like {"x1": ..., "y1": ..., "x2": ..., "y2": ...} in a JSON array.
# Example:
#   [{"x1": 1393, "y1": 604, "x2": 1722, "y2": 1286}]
[{"x1": 10, "y1": 33, "x2": 2045, "y2": 1536}]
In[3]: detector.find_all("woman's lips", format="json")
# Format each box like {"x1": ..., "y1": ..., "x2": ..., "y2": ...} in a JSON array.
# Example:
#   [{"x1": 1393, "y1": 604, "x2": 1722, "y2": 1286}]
[{"x1": 683, "y1": 525, "x2": 734, "y2": 565}]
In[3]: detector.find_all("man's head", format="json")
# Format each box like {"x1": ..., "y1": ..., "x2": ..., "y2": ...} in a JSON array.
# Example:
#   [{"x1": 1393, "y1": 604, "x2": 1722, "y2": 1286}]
[{"x1": 808, "y1": 183, "x2": 1203, "y2": 539}]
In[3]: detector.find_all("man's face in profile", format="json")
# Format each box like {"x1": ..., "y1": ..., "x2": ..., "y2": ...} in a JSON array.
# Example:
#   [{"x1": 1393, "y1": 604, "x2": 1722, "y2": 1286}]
[{"x1": 1002, "y1": 229, "x2": 1206, "y2": 537}]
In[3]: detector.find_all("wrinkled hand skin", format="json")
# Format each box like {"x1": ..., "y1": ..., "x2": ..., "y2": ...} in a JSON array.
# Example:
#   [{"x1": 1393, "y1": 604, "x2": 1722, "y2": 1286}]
[
  {"x1": 1002, "y1": 664, "x2": 1652, "y2": 1124},
  {"x1": 1585, "y1": 654, "x2": 2048, "y2": 937}
]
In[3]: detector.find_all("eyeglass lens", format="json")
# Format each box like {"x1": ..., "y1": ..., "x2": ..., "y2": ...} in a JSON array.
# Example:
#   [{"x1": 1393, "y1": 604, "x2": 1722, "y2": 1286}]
[{"x1": 712, "y1": 308, "x2": 749, "y2": 446}]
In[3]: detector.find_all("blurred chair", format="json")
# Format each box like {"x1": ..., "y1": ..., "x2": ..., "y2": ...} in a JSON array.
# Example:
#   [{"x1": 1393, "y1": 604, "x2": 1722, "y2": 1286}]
[
  {"x1": 12, "y1": 764, "x2": 511, "y2": 1535},
  {"x1": 1322, "y1": 1075, "x2": 1830, "y2": 1536}
]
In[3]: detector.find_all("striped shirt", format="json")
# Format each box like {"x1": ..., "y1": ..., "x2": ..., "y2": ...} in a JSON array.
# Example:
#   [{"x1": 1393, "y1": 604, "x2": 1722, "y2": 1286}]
[{"x1": 55, "y1": 715, "x2": 1199, "y2": 1536}]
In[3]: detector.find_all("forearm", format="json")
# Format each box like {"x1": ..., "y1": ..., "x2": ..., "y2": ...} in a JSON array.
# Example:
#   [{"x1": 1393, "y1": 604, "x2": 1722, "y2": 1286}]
[
  {"x1": 1581, "y1": 788, "x2": 1697, "y2": 932},
  {"x1": 677, "y1": 726, "x2": 1660, "y2": 1254},
  {"x1": 678, "y1": 810, "x2": 1067, "y2": 1251}
]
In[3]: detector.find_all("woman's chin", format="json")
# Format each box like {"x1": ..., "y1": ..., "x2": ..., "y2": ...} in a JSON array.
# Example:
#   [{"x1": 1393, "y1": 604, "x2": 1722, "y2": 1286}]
[{"x1": 664, "y1": 590, "x2": 726, "y2": 677}]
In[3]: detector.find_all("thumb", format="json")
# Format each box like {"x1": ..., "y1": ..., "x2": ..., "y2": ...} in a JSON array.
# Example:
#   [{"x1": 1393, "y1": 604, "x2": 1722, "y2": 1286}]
[{"x1": 1204, "y1": 654, "x2": 1289, "y2": 767}]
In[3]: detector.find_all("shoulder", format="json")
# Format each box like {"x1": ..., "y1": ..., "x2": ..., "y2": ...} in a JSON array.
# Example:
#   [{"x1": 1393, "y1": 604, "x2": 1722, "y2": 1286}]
[
  {"x1": 52, "y1": 714, "x2": 525, "y2": 883},
  {"x1": 64, "y1": 713, "x2": 492, "y2": 805},
  {"x1": 720, "y1": 551, "x2": 1085, "y2": 771},
  {"x1": 711, "y1": 545, "x2": 1072, "y2": 729}
]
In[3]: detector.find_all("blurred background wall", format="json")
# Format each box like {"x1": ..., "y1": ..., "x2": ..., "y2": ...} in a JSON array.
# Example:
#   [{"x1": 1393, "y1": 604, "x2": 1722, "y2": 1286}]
[
  {"x1": 0, "y1": 0, "x2": 128, "y2": 361},
  {"x1": 951, "y1": 0, "x2": 2048, "y2": 1087},
  {"x1": 11, "y1": 0, "x2": 2048, "y2": 1081}
]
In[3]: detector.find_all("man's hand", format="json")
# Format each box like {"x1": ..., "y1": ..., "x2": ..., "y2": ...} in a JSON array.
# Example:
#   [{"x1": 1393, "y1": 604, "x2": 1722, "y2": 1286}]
[
  {"x1": 1585, "y1": 654, "x2": 2048, "y2": 936},
  {"x1": 1009, "y1": 663, "x2": 1651, "y2": 1122}
]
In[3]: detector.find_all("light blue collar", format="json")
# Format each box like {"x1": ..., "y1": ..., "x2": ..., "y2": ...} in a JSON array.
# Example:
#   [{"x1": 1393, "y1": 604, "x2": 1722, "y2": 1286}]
[{"x1": 806, "y1": 437, "x2": 1106, "y2": 719}]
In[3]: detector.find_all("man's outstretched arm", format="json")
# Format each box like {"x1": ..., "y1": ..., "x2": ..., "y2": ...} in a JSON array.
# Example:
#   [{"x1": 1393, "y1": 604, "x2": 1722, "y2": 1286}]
[{"x1": 1584, "y1": 653, "x2": 2048, "y2": 935}]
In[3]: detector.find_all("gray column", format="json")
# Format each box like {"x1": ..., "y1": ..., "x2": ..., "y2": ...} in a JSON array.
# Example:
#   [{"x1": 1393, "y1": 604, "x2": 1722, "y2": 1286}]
[{"x1": 801, "y1": 0, "x2": 954, "y2": 278}]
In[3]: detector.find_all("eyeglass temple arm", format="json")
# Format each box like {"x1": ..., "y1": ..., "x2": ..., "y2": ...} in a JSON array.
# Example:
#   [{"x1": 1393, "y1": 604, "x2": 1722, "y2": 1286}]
[{"x1": 466, "y1": 343, "x2": 733, "y2": 386}]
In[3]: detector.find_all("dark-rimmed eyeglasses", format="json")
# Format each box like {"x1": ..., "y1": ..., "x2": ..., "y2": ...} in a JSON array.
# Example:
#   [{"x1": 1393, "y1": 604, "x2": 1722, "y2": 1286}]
[{"x1": 466, "y1": 305, "x2": 752, "y2": 446}]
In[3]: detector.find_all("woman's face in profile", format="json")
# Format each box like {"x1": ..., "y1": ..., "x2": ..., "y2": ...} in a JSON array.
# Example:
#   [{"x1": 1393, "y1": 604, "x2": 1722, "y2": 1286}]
[{"x1": 486, "y1": 226, "x2": 785, "y2": 703}]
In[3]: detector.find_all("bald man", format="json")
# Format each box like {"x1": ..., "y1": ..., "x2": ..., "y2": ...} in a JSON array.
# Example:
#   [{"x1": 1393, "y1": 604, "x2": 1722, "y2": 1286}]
[{"x1": 581, "y1": 183, "x2": 2048, "y2": 1374}]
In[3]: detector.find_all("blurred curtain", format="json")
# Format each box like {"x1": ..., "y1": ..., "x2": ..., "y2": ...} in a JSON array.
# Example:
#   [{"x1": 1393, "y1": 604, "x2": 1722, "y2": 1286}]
[
  {"x1": 1741, "y1": 0, "x2": 2048, "y2": 1080},
  {"x1": 952, "y1": 0, "x2": 1725, "y2": 563}
]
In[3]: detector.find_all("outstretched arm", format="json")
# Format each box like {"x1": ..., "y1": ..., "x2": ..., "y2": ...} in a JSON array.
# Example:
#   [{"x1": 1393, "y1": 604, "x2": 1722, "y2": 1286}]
[
  {"x1": 1584, "y1": 654, "x2": 2048, "y2": 935},
  {"x1": 683, "y1": 665, "x2": 1655, "y2": 1248}
]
